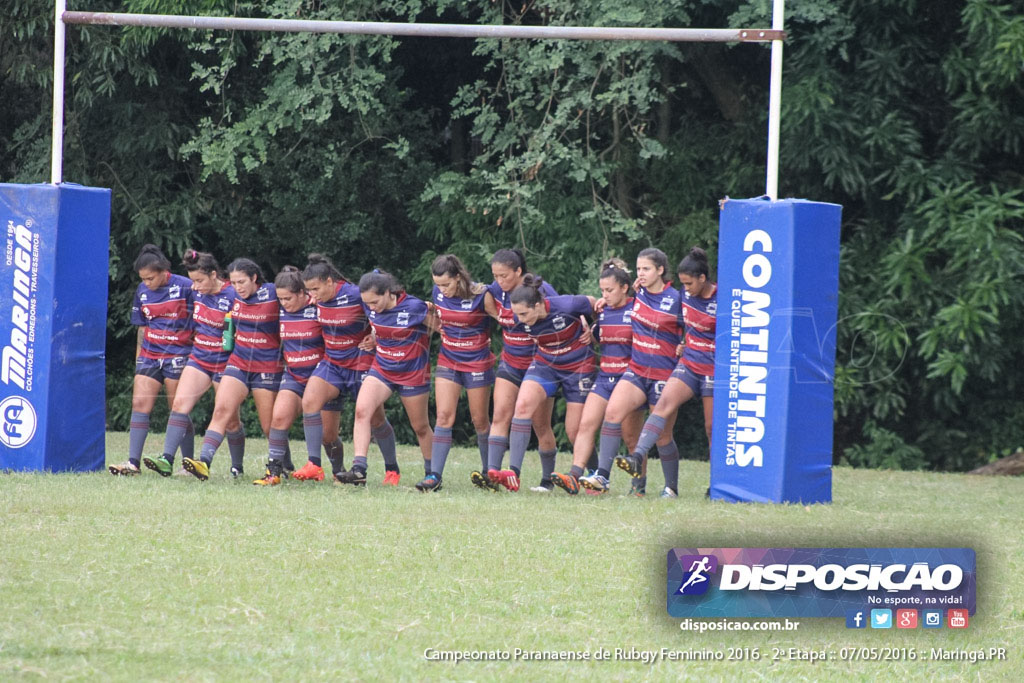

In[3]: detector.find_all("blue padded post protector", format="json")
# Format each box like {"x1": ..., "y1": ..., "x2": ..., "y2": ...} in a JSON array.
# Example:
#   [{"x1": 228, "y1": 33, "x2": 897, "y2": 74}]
[
  {"x1": 1, "y1": 183, "x2": 111, "y2": 471},
  {"x1": 710, "y1": 197, "x2": 842, "y2": 504}
]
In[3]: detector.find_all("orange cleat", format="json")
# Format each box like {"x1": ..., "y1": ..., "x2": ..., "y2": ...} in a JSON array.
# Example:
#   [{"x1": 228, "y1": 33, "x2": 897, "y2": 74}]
[
  {"x1": 382, "y1": 470, "x2": 401, "y2": 486},
  {"x1": 292, "y1": 462, "x2": 325, "y2": 481}
]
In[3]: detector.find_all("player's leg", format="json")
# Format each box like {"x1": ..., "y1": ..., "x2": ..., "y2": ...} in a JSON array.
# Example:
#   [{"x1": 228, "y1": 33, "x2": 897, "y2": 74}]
[
  {"x1": 552, "y1": 390, "x2": 607, "y2": 495},
  {"x1": 184, "y1": 373, "x2": 249, "y2": 480},
  {"x1": 256, "y1": 388, "x2": 301, "y2": 486},
  {"x1": 144, "y1": 364, "x2": 212, "y2": 476},
  {"x1": 423, "y1": 373, "x2": 461, "y2": 491},
  {"x1": 580, "y1": 378, "x2": 647, "y2": 492},
  {"x1": 618, "y1": 375, "x2": 694, "y2": 477},
  {"x1": 336, "y1": 375, "x2": 393, "y2": 485},
  {"x1": 400, "y1": 388, "x2": 433, "y2": 484},
  {"x1": 299, "y1": 374, "x2": 340, "y2": 475},
  {"x1": 498, "y1": 379, "x2": 550, "y2": 492}
]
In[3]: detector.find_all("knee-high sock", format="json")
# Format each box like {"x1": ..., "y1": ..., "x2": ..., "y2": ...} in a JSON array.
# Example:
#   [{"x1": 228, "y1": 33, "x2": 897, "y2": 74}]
[
  {"x1": 431, "y1": 426, "x2": 453, "y2": 478},
  {"x1": 161, "y1": 411, "x2": 191, "y2": 466},
  {"x1": 128, "y1": 411, "x2": 150, "y2": 467},
  {"x1": 200, "y1": 430, "x2": 224, "y2": 465},
  {"x1": 659, "y1": 439, "x2": 680, "y2": 493},
  {"x1": 597, "y1": 421, "x2": 622, "y2": 478},
  {"x1": 302, "y1": 413, "x2": 323, "y2": 466},
  {"x1": 539, "y1": 448, "x2": 557, "y2": 484},
  {"x1": 179, "y1": 418, "x2": 195, "y2": 461},
  {"x1": 476, "y1": 431, "x2": 489, "y2": 473},
  {"x1": 586, "y1": 447, "x2": 598, "y2": 472},
  {"x1": 268, "y1": 428, "x2": 289, "y2": 465},
  {"x1": 634, "y1": 414, "x2": 666, "y2": 458},
  {"x1": 226, "y1": 426, "x2": 245, "y2": 470},
  {"x1": 508, "y1": 417, "x2": 532, "y2": 475},
  {"x1": 324, "y1": 438, "x2": 344, "y2": 473},
  {"x1": 372, "y1": 420, "x2": 399, "y2": 471},
  {"x1": 487, "y1": 435, "x2": 509, "y2": 471}
]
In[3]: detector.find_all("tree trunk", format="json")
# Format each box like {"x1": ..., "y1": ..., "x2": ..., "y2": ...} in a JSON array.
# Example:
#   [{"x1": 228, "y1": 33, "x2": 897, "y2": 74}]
[{"x1": 968, "y1": 451, "x2": 1024, "y2": 476}]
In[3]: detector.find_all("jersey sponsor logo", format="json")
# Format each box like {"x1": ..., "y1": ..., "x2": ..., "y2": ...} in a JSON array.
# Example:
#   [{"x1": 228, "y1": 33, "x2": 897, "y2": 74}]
[{"x1": 0, "y1": 395, "x2": 37, "y2": 448}]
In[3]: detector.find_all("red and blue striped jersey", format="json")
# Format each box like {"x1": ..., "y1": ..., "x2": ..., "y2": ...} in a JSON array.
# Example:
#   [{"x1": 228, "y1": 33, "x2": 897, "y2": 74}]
[
  {"x1": 317, "y1": 281, "x2": 373, "y2": 371},
  {"x1": 433, "y1": 285, "x2": 494, "y2": 373},
  {"x1": 366, "y1": 292, "x2": 431, "y2": 386},
  {"x1": 132, "y1": 273, "x2": 194, "y2": 360},
  {"x1": 519, "y1": 295, "x2": 596, "y2": 374},
  {"x1": 190, "y1": 282, "x2": 237, "y2": 373},
  {"x1": 280, "y1": 298, "x2": 324, "y2": 384},
  {"x1": 488, "y1": 278, "x2": 558, "y2": 370},
  {"x1": 628, "y1": 285, "x2": 683, "y2": 381},
  {"x1": 680, "y1": 284, "x2": 718, "y2": 377},
  {"x1": 227, "y1": 283, "x2": 282, "y2": 374},
  {"x1": 595, "y1": 298, "x2": 634, "y2": 376}
]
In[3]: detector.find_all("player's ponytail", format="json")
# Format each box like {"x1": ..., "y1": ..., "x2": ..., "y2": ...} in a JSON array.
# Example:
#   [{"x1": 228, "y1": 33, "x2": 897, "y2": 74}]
[
  {"x1": 274, "y1": 265, "x2": 304, "y2": 293},
  {"x1": 133, "y1": 244, "x2": 171, "y2": 272},
  {"x1": 359, "y1": 269, "x2": 402, "y2": 295},
  {"x1": 182, "y1": 249, "x2": 220, "y2": 277},
  {"x1": 303, "y1": 253, "x2": 345, "y2": 283},
  {"x1": 226, "y1": 257, "x2": 264, "y2": 284},
  {"x1": 637, "y1": 247, "x2": 671, "y2": 283},
  {"x1": 510, "y1": 273, "x2": 546, "y2": 307},
  {"x1": 677, "y1": 247, "x2": 710, "y2": 279}
]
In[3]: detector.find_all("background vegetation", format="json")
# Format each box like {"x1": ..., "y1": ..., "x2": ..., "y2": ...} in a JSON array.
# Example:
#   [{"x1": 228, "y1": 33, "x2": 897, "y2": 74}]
[{"x1": 2, "y1": 0, "x2": 1022, "y2": 470}]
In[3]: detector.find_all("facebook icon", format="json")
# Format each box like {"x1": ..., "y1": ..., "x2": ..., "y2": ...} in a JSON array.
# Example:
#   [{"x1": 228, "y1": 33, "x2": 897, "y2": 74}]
[{"x1": 845, "y1": 610, "x2": 867, "y2": 629}]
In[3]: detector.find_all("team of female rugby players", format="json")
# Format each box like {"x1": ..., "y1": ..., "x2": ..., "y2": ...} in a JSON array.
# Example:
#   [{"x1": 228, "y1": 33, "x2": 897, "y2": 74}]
[{"x1": 111, "y1": 243, "x2": 717, "y2": 499}]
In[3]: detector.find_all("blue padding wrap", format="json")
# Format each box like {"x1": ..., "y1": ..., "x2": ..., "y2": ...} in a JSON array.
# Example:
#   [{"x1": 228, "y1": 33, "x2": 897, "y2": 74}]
[
  {"x1": 710, "y1": 198, "x2": 842, "y2": 504},
  {"x1": 1, "y1": 183, "x2": 111, "y2": 472}
]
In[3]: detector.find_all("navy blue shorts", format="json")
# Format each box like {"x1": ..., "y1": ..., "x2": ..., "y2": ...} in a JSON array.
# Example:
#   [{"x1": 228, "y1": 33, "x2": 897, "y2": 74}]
[
  {"x1": 310, "y1": 359, "x2": 365, "y2": 401},
  {"x1": 619, "y1": 370, "x2": 667, "y2": 408},
  {"x1": 185, "y1": 357, "x2": 224, "y2": 383},
  {"x1": 365, "y1": 368, "x2": 430, "y2": 397},
  {"x1": 591, "y1": 372, "x2": 624, "y2": 401},
  {"x1": 495, "y1": 359, "x2": 530, "y2": 387},
  {"x1": 669, "y1": 364, "x2": 714, "y2": 398},
  {"x1": 435, "y1": 364, "x2": 495, "y2": 390},
  {"x1": 135, "y1": 355, "x2": 188, "y2": 382},
  {"x1": 222, "y1": 365, "x2": 282, "y2": 391},
  {"x1": 522, "y1": 362, "x2": 595, "y2": 404},
  {"x1": 280, "y1": 373, "x2": 344, "y2": 411}
]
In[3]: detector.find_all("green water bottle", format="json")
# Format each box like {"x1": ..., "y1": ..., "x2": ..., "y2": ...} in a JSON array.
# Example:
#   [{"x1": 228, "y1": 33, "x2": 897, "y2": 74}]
[{"x1": 222, "y1": 311, "x2": 235, "y2": 352}]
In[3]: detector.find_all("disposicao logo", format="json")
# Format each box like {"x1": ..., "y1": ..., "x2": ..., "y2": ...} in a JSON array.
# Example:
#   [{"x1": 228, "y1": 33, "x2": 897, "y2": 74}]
[
  {"x1": 667, "y1": 548, "x2": 976, "y2": 619},
  {"x1": 674, "y1": 555, "x2": 719, "y2": 595}
]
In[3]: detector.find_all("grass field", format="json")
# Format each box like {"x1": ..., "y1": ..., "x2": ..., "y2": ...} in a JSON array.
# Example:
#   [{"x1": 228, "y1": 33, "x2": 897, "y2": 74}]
[{"x1": 1, "y1": 432, "x2": 1022, "y2": 680}]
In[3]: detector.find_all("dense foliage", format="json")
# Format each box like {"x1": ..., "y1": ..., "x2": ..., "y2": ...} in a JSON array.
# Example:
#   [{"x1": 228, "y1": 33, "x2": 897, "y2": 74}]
[{"x1": 2, "y1": 0, "x2": 1021, "y2": 469}]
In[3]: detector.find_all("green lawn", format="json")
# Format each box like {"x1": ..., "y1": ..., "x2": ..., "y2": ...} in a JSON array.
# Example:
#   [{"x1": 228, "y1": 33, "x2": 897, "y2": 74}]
[{"x1": 1, "y1": 433, "x2": 1022, "y2": 680}]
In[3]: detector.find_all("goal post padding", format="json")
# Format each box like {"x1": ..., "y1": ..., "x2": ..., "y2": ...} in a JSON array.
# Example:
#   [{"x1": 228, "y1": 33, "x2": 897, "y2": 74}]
[
  {"x1": 710, "y1": 197, "x2": 842, "y2": 504},
  {"x1": 1, "y1": 183, "x2": 110, "y2": 471}
]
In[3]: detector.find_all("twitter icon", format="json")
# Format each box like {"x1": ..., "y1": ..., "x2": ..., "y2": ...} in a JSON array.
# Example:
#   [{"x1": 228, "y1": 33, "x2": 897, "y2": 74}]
[{"x1": 870, "y1": 609, "x2": 892, "y2": 629}]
